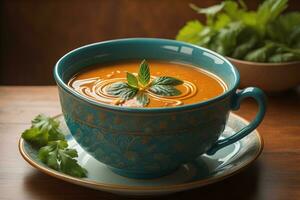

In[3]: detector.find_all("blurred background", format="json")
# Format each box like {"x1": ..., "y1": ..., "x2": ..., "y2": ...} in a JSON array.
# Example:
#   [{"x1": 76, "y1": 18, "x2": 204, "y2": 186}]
[{"x1": 1, "y1": 0, "x2": 300, "y2": 85}]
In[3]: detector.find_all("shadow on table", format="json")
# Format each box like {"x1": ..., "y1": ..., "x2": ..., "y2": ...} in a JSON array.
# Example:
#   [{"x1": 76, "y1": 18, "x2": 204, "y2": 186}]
[{"x1": 23, "y1": 161, "x2": 262, "y2": 200}]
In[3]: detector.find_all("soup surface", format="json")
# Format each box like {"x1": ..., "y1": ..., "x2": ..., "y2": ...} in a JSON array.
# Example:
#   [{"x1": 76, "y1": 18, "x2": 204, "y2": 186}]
[{"x1": 68, "y1": 60, "x2": 227, "y2": 108}]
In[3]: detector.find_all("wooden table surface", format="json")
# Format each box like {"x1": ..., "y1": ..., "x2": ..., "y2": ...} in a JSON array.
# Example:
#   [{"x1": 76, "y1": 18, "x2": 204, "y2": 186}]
[{"x1": 0, "y1": 86, "x2": 299, "y2": 200}]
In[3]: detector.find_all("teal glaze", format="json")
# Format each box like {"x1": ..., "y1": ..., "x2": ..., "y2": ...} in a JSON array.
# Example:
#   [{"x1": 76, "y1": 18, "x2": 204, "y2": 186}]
[
  {"x1": 54, "y1": 38, "x2": 266, "y2": 179},
  {"x1": 20, "y1": 113, "x2": 264, "y2": 196},
  {"x1": 207, "y1": 87, "x2": 266, "y2": 155}
]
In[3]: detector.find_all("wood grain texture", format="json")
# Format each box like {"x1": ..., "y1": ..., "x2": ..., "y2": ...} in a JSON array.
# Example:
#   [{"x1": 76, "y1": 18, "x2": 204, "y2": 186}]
[
  {"x1": 0, "y1": 86, "x2": 299, "y2": 200},
  {"x1": 1, "y1": 0, "x2": 300, "y2": 85}
]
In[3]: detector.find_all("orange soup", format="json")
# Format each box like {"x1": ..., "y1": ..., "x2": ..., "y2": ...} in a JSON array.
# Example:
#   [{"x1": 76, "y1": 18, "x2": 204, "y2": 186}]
[{"x1": 68, "y1": 60, "x2": 227, "y2": 108}]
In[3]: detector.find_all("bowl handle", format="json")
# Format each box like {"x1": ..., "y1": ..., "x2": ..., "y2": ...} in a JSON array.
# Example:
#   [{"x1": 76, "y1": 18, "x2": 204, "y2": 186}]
[{"x1": 206, "y1": 87, "x2": 267, "y2": 155}]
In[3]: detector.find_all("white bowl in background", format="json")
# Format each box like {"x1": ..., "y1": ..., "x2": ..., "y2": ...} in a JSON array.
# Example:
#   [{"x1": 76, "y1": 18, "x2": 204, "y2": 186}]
[{"x1": 227, "y1": 57, "x2": 300, "y2": 92}]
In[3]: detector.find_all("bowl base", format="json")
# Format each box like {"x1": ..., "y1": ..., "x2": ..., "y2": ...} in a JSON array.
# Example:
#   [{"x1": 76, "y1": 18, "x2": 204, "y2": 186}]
[{"x1": 109, "y1": 166, "x2": 178, "y2": 179}]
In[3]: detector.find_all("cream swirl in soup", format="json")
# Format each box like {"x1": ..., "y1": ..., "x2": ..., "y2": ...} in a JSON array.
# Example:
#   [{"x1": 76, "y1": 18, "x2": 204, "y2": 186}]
[{"x1": 68, "y1": 60, "x2": 227, "y2": 108}]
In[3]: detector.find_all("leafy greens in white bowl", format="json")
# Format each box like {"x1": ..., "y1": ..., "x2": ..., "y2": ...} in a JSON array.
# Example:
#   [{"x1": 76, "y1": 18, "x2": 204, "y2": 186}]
[
  {"x1": 176, "y1": 0, "x2": 300, "y2": 91},
  {"x1": 176, "y1": 0, "x2": 300, "y2": 62}
]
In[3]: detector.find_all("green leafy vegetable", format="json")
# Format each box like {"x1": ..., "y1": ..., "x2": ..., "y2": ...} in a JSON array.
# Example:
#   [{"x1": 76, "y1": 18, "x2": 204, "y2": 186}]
[
  {"x1": 136, "y1": 92, "x2": 149, "y2": 106},
  {"x1": 232, "y1": 27, "x2": 259, "y2": 59},
  {"x1": 238, "y1": 0, "x2": 247, "y2": 10},
  {"x1": 213, "y1": 13, "x2": 231, "y2": 31},
  {"x1": 267, "y1": 12, "x2": 300, "y2": 46},
  {"x1": 32, "y1": 114, "x2": 60, "y2": 130},
  {"x1": 149, "y1": 85, "x2": 181, "y2": 96},
  {"x1": 106, "y1": 82, "x2": 138, "y2": 100},
  {"x1": 126, "y1": 72, "x2": 138, "y2": 88},
  {"x1": 105, "y1": 60, "x2": 184, "y2": 106},
  {"x1": 38, "y1": 140, "x2": 68, "y2": 170},
  {"x1": 213, "y1": 22, "x2": 245, "y2": 56},
  {"x1": 151, "y1": 76, "x2": 183, "y2": 86},
  {"x1": 244, "y1": 43, "x2": 277, "y2": 62},
  {"x1": 22, "y1": 115, "x2": 87, "y2": 178},
  {"x1": 38, "y1": 140, "x2": 87, "y2": 177},
  {"x1": 138, "y1": 59, "x2": 150, "y2": 86},
  {"x1": 268, "y1": 53, "x2": 300, "y2": 62},
  {"x1": 22, "y1": 127, "x2": 48, "y2": 147},
  {"x1": 290, "y1": 27, "x2": 300, "y2": 49},
  {"x1": 22, "y1": 114, "x2": 64, "y2": 146},
  {"x1": 176, "y1": 20, "x2": 204, "y2": 44},
  {"x1": 190, "y1": 3, "x2": 225, "y2": 25},
  {"x1": 176, "y1": 0, "x2": 300, "y2": 63},
  {"x1": 256, "y1": 0, "x2": 288, "y2": 35}
]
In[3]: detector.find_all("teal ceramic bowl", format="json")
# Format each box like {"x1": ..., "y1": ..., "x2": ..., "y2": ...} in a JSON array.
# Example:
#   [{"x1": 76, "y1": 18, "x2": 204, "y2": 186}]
[{"x1": 54, "y1": 38, "x2": 266, "y2": 179}]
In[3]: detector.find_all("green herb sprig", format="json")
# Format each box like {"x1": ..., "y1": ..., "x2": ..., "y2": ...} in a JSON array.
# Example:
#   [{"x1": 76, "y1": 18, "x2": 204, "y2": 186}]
[
  {"x1": 106, "y1": 60, "x2": 183, "y2": 106},
  {"x1": 176, "y1": 0, "x2": 300, "y2": 63},
  {"x1": 22, "y1": 115, "x2": 87, "y2": 178}
]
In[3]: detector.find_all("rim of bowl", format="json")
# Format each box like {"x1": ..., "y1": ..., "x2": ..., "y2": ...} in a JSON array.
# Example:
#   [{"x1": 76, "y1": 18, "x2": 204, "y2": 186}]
[
  {"x1": 227, "y1": 56, "x2": 300, "y2": 66},
  {"x1": 54, "y1": 38, "x2": 240, "y2": 113}
]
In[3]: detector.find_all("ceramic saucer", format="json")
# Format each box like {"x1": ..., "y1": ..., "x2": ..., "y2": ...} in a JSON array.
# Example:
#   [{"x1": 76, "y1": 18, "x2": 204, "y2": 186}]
[{"x1": 19, "y1": 113, "x2": 263, "y2": 196}]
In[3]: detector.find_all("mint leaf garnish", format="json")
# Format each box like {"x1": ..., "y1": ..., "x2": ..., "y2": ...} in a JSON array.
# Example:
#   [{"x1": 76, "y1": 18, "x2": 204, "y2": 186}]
[
  {"x1": 126, "y1": 72, "x2": 138, "y2": 88},
  {"x1": 136, "y1": 92, "x2": 150, "y2": 106},
  {"x1": 138, "y1": 59, "x2": 150, "y2": 86},
  {"x1": 151, "y1": 76, "x2": 183, "y2": 86},
  {"x1": 149, "y1": 85, "x2": 181, "y2": 96},
  {"x1": 105, "y1": 60, "x2": 184, "y2": 106},
  {"x1": 106, "y1": 82, "x2": 138, "y2": 100}
]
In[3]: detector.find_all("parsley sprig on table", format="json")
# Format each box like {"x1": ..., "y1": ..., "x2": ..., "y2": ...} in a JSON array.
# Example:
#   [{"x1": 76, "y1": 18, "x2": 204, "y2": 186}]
[
  {"x1": 106, "y1": 59, "x2": 183, "y2": 106},
  {"x1": 22, "y1": 115, "x2": 87, "y2": 178}
]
